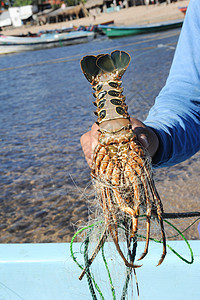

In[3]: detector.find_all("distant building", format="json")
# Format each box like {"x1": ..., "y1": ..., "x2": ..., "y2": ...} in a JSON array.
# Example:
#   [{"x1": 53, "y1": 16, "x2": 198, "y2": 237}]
[
  {"x1": 0, "y1": 5, "x2": 35, "y2": 28},
  {"x1": 39, "y1": 4, "x2": 89, "y2": 24}
]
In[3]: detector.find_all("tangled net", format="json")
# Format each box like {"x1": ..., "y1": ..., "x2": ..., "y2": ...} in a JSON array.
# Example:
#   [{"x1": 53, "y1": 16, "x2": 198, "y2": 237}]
[{"x1": 70, "y1": 198, "x2": 200, "y2": 299}]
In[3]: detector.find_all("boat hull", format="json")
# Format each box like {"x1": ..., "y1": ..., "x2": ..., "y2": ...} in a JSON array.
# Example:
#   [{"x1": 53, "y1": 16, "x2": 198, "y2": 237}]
[
  {"x1": 99, "y1": 20, "x2": 183, "y2": 38},
  {"x1": 179, "y1": 6, "x2": 187, "y2": 15},
  {"x1": 0, "y1": 241, "x2": 199, "y2": 299},
  {"x1": 0, "y1": 31, "x2": 94, "y2": 54}
]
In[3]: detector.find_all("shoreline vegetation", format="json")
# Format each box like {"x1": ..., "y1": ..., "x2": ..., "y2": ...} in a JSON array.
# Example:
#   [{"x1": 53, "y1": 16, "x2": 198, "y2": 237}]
[{"x1": 1, "y1": 0, "x2": 189, "y2": 36}]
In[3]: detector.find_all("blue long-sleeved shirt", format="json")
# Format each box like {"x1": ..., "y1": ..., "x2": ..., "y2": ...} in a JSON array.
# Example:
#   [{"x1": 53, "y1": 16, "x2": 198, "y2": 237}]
[{"x1": 144, "y1": 0, "x2": 200, "y2": 167}]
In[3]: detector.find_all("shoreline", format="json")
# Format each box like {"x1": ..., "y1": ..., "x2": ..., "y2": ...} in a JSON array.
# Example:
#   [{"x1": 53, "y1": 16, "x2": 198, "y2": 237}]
[{"x1": 1, "y1": 0, "x2": 190, "y2": 36}]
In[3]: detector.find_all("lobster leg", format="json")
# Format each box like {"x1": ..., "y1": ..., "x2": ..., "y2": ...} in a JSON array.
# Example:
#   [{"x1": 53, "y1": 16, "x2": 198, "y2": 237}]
[
  {"x1": 103, "y1": 187, "x2": 141, "y2": 268},
  {"x1": 126, "y1": 160, "x2": 152, "y2": 261},
  {"x1": 137, "y1": 160, "x2": 166, "y2": 265},
  {"x1": 146, "y1": 179, "x2": 166, "y2": 266},
  {"x1": 129, "y1": 145, "x2": 166, "y2": 265},
  {"x1": 105, "y1": 187, "x2": 118, "y2": 241}
]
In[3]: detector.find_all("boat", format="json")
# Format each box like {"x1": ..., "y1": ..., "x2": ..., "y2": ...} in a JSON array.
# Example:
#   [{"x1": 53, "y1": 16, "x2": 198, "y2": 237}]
[
  {"x1": 0, "y1": 240, "x2": 199, "y2": 299},
  {"x1": 0, "y1": 30, "x2": 95, "y2": 54},
  {"x1": 178, "y1": 6, "x2": 187, "y2": 15},
  {"x1": 96, "y1": 19, "x2": 114, "y2": 26},
  {"x1": 99, "y1": 20, "x2": 184, "y2": 38}
]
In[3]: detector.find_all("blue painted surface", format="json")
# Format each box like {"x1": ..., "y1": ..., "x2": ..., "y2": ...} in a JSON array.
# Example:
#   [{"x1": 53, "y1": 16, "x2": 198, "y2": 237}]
[{"x1": 0, "y1": 241, "x2": 199, "y2": 299}]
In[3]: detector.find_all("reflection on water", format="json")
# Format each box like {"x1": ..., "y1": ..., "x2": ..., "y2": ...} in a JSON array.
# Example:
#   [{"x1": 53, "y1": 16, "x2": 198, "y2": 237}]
[{"x1": 0, "y1": 29, "x2": 199, "y2": 243}]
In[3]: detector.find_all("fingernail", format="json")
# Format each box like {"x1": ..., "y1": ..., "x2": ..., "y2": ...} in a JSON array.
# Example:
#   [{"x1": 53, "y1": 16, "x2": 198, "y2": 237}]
[{"x1": 139, "y1": 134, "x2": 149, "y2": 148}]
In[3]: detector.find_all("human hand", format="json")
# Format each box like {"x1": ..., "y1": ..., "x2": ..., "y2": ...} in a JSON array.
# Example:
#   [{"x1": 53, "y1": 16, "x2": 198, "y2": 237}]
[
  {"x1": 80, "y1": 118, "x2": 159, "y2": 166},
  {"x1": 130, "y1": 118, "x2": 159, "y2": 159},
  {"x1": 80, "y1": 123, "x2": 100, "y2": 167}
]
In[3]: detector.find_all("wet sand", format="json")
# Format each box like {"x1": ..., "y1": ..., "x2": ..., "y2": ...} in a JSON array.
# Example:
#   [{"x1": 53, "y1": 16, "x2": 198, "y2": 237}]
[{"x1": 1, "y1": 0, "x2": 190, "y2": 36}]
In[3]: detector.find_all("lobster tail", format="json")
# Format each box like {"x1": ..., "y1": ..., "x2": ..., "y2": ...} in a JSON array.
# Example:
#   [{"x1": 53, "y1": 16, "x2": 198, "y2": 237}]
[
  {"x1": 111, "y1": 50, "x2": 131, "y2": 77},
  {"x1": 96, "y1": 54, "x2": 116, "y2": 73},
  {"x1": 80, "y1": 50, "x2": 131, "y2": 82},
  {"x1": 80, "y1": 55, "x2": 100, "y2": 83},
  {"x1": 80, "y1": 50, "x2": 131, "y2": 125},
  {"x1": 96, "y1": 50, "x2": 131, "y2": 77}
]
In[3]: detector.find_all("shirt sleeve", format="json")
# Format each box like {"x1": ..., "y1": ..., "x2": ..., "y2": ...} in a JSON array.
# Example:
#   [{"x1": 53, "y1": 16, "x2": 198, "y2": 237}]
[{"x1": 144, "y1": 0, "x2": 200, "y2": 168}]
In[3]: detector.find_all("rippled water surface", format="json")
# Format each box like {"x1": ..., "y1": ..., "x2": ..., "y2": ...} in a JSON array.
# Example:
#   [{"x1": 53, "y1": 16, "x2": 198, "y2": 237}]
[{"x1": 1, "y1": 29, "x2": 200, "y2": 243}]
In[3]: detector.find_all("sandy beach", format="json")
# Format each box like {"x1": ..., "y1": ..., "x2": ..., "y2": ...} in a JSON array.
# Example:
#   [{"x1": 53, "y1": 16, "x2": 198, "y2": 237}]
[{"x1": 1, "y1": 0, "x2": 190, "y2": 36}]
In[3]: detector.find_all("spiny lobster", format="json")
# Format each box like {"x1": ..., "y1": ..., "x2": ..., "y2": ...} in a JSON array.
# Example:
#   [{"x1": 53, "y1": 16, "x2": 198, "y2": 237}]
[{"x1": 79, "y1": 50, "x2": 166, "y2": 279}]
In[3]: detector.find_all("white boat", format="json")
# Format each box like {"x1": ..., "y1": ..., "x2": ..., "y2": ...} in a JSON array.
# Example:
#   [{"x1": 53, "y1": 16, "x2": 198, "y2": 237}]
[
  {"x1": 0, "y1": 240, "x2": 199, "y2": 299},
  {"x1": 0, "y1": 30, "x2": 95, "y2": 54}
]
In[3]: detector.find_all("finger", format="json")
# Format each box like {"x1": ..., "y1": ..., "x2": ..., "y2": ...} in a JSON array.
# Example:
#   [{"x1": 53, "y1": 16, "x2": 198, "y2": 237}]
[
  {"x1": 80, "y1": 131, "x2": 93, "y2": 166},
  {"x1": 137, "y1": 132, "x2": 149, "y2": 149},
  {"x1": 130, "y1": 118, "x2": 146, "y2": 130},
  {"x1": 134, "y1": 127, "x2": 159, "y2": 158},
  {"x1": 130, "y1": 118, "x2": 159, "y2": 158},
  {"x1": 80, "y1": 123, "x2": 100, "y2": 167},
  {"x1": 130, "y1": 118, "x2": 149, "y2": 148},
  {"x1": 91, "y1": 122, "x2": 100, "y2": 132},
  {"x1": 91, "y1": 123, "x2": 100, "y2": 153}
]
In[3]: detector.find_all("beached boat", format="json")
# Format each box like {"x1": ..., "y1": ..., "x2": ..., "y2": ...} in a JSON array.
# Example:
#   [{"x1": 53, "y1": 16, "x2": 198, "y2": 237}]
[
  {"x1": 178, "y1": 6, "x2": 187, "y2": 15},
  {"x1": 99, "y1": 20, "x2": 184, "y2": 38},
  {"x1": 0, "y1": 240, "x2": 199, "y2": 299},
  {"x1": 0, "y1": 30, "x2": 95, "y2": 54}
]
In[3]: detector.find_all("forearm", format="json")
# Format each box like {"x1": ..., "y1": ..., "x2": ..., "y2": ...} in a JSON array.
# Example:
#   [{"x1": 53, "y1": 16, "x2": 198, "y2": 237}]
[
  {"x1": 144, "y1": 0, "x2": 200, "y2": 168},
  {"x1": 144, "y1": 95, "x2": 200, "y2": 167}
]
